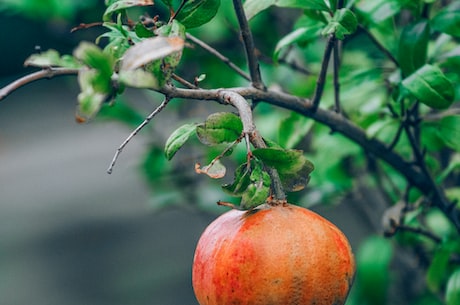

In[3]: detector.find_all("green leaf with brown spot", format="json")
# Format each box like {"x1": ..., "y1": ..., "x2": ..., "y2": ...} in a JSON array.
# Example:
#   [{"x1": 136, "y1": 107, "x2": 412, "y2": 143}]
[
  {"x1": 196, "y1": 112, "x2": 243, "y2": 146},
  {"x1": 252, "y1": 148, "x2": 314, "y2": 192}
]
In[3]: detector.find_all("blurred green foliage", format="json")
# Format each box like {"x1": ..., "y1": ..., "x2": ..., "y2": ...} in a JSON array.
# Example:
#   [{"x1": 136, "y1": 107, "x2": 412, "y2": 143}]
[{"x1": 0, "y1": 0, "x2": 99, "y2": 20}]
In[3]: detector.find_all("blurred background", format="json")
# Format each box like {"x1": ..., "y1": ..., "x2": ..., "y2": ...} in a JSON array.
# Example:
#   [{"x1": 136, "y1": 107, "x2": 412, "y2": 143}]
[
  {"x1": 0, "y1": 1, "x2": 407, "y2": 305},
  {"x1": 0, "y1": 2, "x2": 212, "y2": 304}
]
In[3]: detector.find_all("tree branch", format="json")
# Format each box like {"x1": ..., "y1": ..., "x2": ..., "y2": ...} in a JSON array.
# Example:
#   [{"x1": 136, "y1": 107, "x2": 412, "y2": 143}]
[
  {"x1": 403, "y1": 118, "x2": 459, "y2": 229},
  {"x1": 186, "y1": 33, "x2": 251, "y2": 81},
  {"x1": 107, "y1": 97, "x2": 170, "y2": 174},
  {"x1": 232, "y1": 0, "x2": 265, "y2": 90},
  {"x1": 0, "y1": 68, "x2": 79, "y2": 101},
  {"x1": 332, "y1": 40, "x2": 341, "y2": 113},
  {"x1": 311, "y1": 35, "x2": 336, "y2": 111},
  {"x1": 359, "y1": 25, "x2": 399, "y2": 66},
  {"x1": 217, "y1": 90, "x2": 286, "y2": 201}
]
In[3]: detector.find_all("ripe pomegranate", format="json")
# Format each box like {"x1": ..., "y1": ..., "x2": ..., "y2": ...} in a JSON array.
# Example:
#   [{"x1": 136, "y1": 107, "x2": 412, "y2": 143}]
[{"x1": 192, "y1": 202, "x2": 355, "y2": 305}]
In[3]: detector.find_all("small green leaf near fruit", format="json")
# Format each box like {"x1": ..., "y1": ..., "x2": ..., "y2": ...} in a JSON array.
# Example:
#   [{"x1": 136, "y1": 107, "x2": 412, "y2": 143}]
[
  {"x1": 164, "y1": 123, "x2": 198, "y2": 160},
  {"x1": 196, "y1": 112, "x2": 243, "y2": 146}
]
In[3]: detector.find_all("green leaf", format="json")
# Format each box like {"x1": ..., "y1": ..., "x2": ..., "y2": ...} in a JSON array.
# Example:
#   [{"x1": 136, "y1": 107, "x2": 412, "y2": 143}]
[
  {"x1": 437, "y1": 115, "x2": 460, "y2": 151},
  {"x1": 426, "y1": 210, "x2": 455, "y2": 239},
  {"x1": 274, "y1": 28, "x2": 310, "y2": 61},
  {"x1": 24, "y1": 49, "x2": 82, "y2": 69},
  {"x1": 278, "y1": 112, "x2": 314, "y2": 149},
  {"x1": 222, "y1": 161, "x2": 271, "y2": 209},
  {"x1": 195, "y1": 160, "x2": 226, "y2": 179},
  {"x1": 160, "y1": 0, "x2": 173, "y2": 9},
  {"x1": 244, "y1": 0, "x2": 331, "y2": 20},
  {"x1": 401, "y1": 64, "x2": 455, "y2": 109},
  {"x1": 252, "y1": 148, "x2": 314, "y2": 192},
  {"x1": 175, "y1": 0, "x2": 221, "y2": 29},
  {"x1": 273, "y1": 22, "x2": 323, "y2": 61},
  {"x1": 241, "y1": 182, "x2": 270, "y2": 209},
  {"x1": 427, "y1": 242, "x2": 457, "y2": 293},
  {"x1": 222, "y1": 163, "x2": 252, "y2": 196},
  {"x1": 164, "y1": 123, "x2": 197, "y2": 160},
  {"x1": 366, "y1": 117, "x2": 398, "y2": 139},
  {"x1": 98, "y1": 98, "x2": 145, "y2": 128},
  {"x1": 196, "y1": 112, "x2": 243, "y2": 146},
  {"x1": 98, "y1": 23, "x2": 134, "y2": 58},
  {"x1": 134, "y1": 22, "x2": 155, "y2": 38},
  {"x1": 437, "y1": 154, "x2": 460, "y2": 183},
  {"x1": 103, "y1": 0, "x2": 154, "y2": 21},
  {"x1": 398, "y1": 20, "x2": 430, "y2": 77},
  {"x1": 321, "y1": 8, "x2": 358, "y2": 40},
  {"x1": 356, "y1": 236, "x2": 393, "y2": 305},
  {"x1": 446, "y1": 187, "x2": 460, "y2": 206},
  {"x1": 143, "y1": 146, "x2": 169, "y2": 186},
  {"x1": 73, "y1": 42, "x2": 114, "y2": 81},
  {"x1": 431, "y1": 2, "x2": 460, "y2": 37},
  {"x1": 273, "y1": 10, "x2": 327, "y2": 62},
  {"x1": 76, "y1": 69, "x2": 108, "y2": 122},
  {"x1": 241, "y1": 164, "x2": 271, "y2": 209},
  {"x1": 446, "y1": 269, "x2": 460, "y2": 305},
  {"x1": 155, "y1": 19, "x2": 187, "y2": 38},
  {"x1": 252, "y1": 148, "x2": 310, "y2": 173},
  {"x1": 421, "y1": 122, "x2": 446, "y2": 152}
]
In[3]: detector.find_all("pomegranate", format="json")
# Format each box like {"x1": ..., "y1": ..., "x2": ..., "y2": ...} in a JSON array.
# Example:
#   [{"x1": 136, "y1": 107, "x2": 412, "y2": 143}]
[{"x1": 192, "y1": 203, "x2": 355, "y2": 305}]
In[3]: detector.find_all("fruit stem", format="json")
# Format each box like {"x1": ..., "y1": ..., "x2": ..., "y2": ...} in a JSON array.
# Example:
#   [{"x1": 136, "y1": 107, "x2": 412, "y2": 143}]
[{"x1": 218, "y1": 90, "x2": 286, "y2": 202}]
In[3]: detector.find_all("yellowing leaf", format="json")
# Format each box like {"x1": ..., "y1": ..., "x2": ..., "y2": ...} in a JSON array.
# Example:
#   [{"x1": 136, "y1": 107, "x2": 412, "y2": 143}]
[
  {"x1": 195, "y1": 160, "x2": 226, "y2": 179},
  {"x1": 120, "y1": 36, "x2": 184, "y2": 71}
]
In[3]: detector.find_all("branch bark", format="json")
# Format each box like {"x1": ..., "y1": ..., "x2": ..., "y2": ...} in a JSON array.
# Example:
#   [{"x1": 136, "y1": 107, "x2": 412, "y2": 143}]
[
  {"x1": 311, "y1": 35, "x2": 336, "y2": 111},
  {"x1": 0, "y1": 68, "x2": 79, "y2": 101},
  {"x1": 186, "y1": 33, "x2": 251, "y2": 81},
  {"x1": 232, "y1": 0, "x2": 265, "y2": 90}
]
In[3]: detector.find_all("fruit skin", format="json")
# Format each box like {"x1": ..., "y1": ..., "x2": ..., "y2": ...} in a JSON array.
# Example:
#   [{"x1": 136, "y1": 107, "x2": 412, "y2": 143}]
[{"x1": 192, "y1": 203, "x2": 355, "y2": 305}]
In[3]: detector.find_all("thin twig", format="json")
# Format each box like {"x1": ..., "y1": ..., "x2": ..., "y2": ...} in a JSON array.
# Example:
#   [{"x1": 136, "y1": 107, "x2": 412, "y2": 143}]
[
  {"x1": 311, "y1": 35, "x2": 336, "y2": 111},
  {"x1": 403, "y1": 116, "x2": 460, "y2": 229},
  {"x1": 107, "y1": 97, "x2": 170, "y2": 174},
  {"x1": 410, "y1": 101, "x2": 421, "y2": 147},
  {"x1": 258, "y1": 52, "x2": 312, "y2": 76},
  {"x1": 186, "y1": 33, "x2": 251, "y2": 81},
  {"x1": 359, "y1": 25, "x2": 398, "y2": 66},
  {"x1": 396, "y1": 224, "x2": 442, "y2": 243},
  {"x1": 171, "y1": 73, "x2": 198, "y2": 89},
  {"x1": 423, "y1": 108, "x2": 460, "y2": 121},
  {"x1": 387, "y1": 120, "x2": 405, "y2": 151},
  {"x1": 332, "y1": 40, "x2": 341, "y2": 113},
  {"x1": 0, "y1": 68, "x2": 79, "y2": 101},
  {"x1": 278, "y1": 58, "x2": 312, "y2": 76},
  {"x1": 71, "y1": 22, "x2": 103, "y2": 33},
  {"x1": 232, "y1": 0, "x2": 265, "y2": 90},
  {"x1": 169, "y1": 0, "x2": 188, "y2": 23}
]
